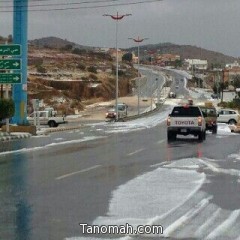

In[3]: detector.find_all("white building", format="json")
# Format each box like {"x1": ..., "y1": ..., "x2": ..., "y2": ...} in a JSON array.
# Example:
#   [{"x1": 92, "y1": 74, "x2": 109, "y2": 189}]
[
  {"x1": 225, "y1": 61, "x2": 239, "y2": 69},
  {"x1": 185, "y1": 59, "x2": 208, "y2": 71}
]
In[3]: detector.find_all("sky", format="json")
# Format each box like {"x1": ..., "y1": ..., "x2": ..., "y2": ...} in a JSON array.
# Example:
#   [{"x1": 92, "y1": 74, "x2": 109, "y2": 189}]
[{"x1": 0, "y1": 0, "x2": 240, "y2": 57}]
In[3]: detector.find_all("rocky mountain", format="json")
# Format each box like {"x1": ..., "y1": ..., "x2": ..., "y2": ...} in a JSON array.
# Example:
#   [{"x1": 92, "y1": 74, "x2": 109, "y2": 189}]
[
  {"x1": 29, "y1": 37, "x2": 237, "y2": 67},
  {"x1": 29, "y1": 36, "x2": 93, "y2": 50},
  {"x1": 26, "y1": 37, "x2": 238, "y2": 114},
  {"x1": 127, "y1": 43, "x2": 237, "y2": 67}
]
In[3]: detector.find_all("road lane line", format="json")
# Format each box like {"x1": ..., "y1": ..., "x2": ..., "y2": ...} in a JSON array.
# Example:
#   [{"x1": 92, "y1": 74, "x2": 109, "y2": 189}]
[
  {"x1": 194, "y1": 208, "x2": 221, "y2": 238},
  {"x1": 205, "y1": 210, "x2": 240, "y2": 240},
  {"x1": 163, "y1": 197, "x2": 211, "y2": 238},
  {"x1": 56, "y1": 165, "x2": 101, "y2": 180},
  {"x1": 156, "y1": 139, "x2": 166, "y2": 144},
  {"x1": 127, "y1": 148, "x2": 144, "y2": 156}
]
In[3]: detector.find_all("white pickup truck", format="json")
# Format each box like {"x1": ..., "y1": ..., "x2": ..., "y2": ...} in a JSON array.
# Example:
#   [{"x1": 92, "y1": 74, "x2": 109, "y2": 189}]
[
  {"x1": 27, "y1": 111, "x2": 66, "y2": 127},
  {"x1": 167, "y1": 105, "x2": 206, "y2": 141}
]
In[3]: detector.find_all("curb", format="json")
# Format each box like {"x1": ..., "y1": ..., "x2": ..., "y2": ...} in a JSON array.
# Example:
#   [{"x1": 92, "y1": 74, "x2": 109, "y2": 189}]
[
  {"x1": 43, "y1": 125, "x2": 83, "y2": 134},
  {"x1": 229, "y1": 125, "x2": 240, "y2": 133},
  {"x1": 0, "y1": 133, "x2": 32, "y2": 141}
]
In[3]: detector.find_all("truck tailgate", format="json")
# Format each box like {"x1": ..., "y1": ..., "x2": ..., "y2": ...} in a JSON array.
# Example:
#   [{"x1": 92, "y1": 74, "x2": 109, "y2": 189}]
[{"x1": 170, "y1": 117, "x2": 199, "y2": 127}]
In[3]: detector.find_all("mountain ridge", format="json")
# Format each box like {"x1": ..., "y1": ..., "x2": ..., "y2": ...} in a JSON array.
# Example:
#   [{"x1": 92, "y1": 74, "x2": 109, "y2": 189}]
[{"x1": 29, "y1": 36, "x2": 237, "y2": 67}]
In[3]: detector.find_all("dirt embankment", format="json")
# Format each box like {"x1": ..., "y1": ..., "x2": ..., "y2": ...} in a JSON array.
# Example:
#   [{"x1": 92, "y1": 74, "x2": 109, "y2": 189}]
[{"x1": 28, "y1": 47, "x2": 138, "y2": 115}]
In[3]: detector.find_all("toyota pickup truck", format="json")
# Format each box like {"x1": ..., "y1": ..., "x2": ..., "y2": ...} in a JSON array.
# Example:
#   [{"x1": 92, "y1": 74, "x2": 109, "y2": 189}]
[
  {"x1": 27, "y1": 111, "x2": 66, "y2": 127},
  {"x1": 167, "y1": 105, "x2": 206, "y2": 141}
]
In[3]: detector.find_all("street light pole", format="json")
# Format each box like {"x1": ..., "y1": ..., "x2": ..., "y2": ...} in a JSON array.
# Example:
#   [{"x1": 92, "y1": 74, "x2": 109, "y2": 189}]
[
  {"x1": 103, "y1": 12, "x2": 131, "y2": 121},
  {"x1": 148, "y1": 50, "x2": 156, "y2": 111},
  {"x1": 128, "y1": 37, "x2": 148, "y2": 115}
]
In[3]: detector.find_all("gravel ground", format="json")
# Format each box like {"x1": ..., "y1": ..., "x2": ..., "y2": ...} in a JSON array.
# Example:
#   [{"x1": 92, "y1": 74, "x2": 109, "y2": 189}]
[{"x1": 68, "y1": 95, "x2": 153, "y2": 122}]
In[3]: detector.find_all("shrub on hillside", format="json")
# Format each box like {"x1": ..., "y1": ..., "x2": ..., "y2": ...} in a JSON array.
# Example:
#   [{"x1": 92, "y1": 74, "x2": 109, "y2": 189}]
[
  {"x1": 87, "y1": 66, "x2": 97, "y2": 74},
  {"x1": 36, "y1": 65, "x2": 47, "y2": 73},
  {"x1": 77, "y1": 63, "x2": 86, "y2": 71},
  {"x1": 89, "y1": 73, "x2": 98, "y2": 81},
  {"x1": 217, "y1": 100, "x2": 240, "y2": 110}
]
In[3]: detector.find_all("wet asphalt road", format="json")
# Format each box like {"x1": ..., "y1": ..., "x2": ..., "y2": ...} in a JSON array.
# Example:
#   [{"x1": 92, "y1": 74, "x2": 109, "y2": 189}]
[
  {"x1": 1, "y1": 112, "x2": 240, "y2": 239},
  {"x1": 1, "y1": 70, "x2": 240, "y2": 240}
]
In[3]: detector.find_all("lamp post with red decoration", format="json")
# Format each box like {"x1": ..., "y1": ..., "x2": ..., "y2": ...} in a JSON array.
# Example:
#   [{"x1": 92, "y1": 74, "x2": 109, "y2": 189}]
[
  {"x1": 148, "y1": 50, "x2": 157, "y2": 110},
  {"x1": 103, "y1": 12, "x2": 131, "y2": 121},
  {"x1": 128, "y1": 37, "x2": 148, "y2": 115}
]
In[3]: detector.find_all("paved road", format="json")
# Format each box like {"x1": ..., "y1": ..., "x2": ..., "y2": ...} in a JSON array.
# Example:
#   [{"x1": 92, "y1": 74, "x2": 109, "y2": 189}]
[
  {"x1": 1, "y1": 102, "x2": 240, "y2": 240},
  {"x1": 1, "y1": 69, "x2": 240, "y2": 240}
]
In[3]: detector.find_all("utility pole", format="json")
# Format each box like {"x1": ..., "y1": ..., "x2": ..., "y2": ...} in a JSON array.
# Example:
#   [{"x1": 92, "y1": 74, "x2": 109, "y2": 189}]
[
  {"x1": 103, "y1": 12, "x2": 131, "y2": 121},
  {"x1": 128, "y1": 37, "x2": 148, "y2": 115}
]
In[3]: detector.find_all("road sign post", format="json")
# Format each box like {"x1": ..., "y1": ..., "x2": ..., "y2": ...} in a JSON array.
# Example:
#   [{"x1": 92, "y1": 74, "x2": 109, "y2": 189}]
[{"x1": 0, "y1": 73, "x2": 21, "y2": 84}]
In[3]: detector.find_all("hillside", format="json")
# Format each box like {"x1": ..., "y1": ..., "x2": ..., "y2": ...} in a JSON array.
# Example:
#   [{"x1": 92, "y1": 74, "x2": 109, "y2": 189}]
[
  {"x1": 29, "y1": 36, "x2": 93, "y2": 50},
  {"x1": 0, "y1": 35, "x2": 235, "y2": 114},
  {"x1": 27, "y1": 44, "x2": 137, "y2": 115},
  {"x1": 29, "y1": 37, "x2": 237, "y2": 67},
  {"x1": 127, "y1": 43, "x2": 237, "y2": 67}
]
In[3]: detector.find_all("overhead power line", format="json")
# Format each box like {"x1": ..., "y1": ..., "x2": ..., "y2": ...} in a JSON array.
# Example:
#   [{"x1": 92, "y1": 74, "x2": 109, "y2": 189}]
[
  {"x1": 0, "y1": 0, "x2": 162, "y2": 12},
  {"x1": 1, "y1": 0, "x2": 120, "y2": 8}
]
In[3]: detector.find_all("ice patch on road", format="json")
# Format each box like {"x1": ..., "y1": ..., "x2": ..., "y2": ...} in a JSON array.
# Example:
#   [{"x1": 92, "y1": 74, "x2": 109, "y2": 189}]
[
  {"x1": 228, "y1": 153, "x2": 240, "y2": 160},
  {"x1": 100, "y1": 167, "x2": 205, "y2": 222},
  {"x1": 217, "y1": 123, "x2": 232, "y2": 135},
  {"x1": 104, "y1": 107, "x2": 172, "y2": 134},
  {"x1": 0, "y1": 136, "x2": 105, "y2": 157},
  {"x1": 66, "y1": 237, "x2": 131, "y2": 240},
  {"x1": 67, "y1": 158, "x2": 205, "y2": 240}
]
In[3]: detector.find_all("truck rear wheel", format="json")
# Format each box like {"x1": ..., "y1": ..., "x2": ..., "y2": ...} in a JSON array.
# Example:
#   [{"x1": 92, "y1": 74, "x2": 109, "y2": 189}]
[
  {"x1": 198, "y1": 131, "x2": 205, "y2": 141},
  {"x1": 167, "y1": 131, "x2": 176, "y2": 142},
  {"x1": 48, "y1": 120, "x2": 57, "y2": 128},
  {"x1": 212, "y1": 126, "x2": 217, "y2": 134}
]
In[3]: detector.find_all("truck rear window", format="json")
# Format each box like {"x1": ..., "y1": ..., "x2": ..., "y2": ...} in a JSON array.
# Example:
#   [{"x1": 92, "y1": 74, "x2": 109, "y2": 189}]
[{"x1": 170, "y1": 106, "x2": 202, "y2": 117}]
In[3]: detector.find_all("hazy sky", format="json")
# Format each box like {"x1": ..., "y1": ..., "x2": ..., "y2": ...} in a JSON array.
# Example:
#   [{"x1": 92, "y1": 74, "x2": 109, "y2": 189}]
[{"x1": 1, "y1": 0, "x2": 240, "y2": 57}]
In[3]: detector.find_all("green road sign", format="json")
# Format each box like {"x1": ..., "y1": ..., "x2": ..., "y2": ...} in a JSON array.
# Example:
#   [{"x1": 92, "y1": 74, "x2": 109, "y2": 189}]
[
  {"x1": 0, "y1": 59, "x2": 21, "y2": 70},
  {"x1": 0, "y1": 73, "x2": 21, "y2": 84},
  {"x1": 0, "y1": 44, "x2": 21, "y2": 56}
]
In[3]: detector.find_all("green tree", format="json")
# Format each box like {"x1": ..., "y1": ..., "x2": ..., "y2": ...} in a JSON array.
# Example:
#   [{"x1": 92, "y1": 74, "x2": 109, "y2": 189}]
[
  {"x1": 87, "y1": 66, "x2": 97, "y2": 74},
  {"x1": 174, "y1": 59, "x2": 182, "y2": 68},
  {"x1": 232, "y1": 74, "x2": 240, "y2": 89},
  {"x1": 122, "y1": 52, "x2": 133, "y2": 62},
  {"x1": 0, "y1": 99, "x2": 15, "y2": 119},
  {"x1": 72, "y1": 48, "x2": 87, "y2": 55},
  {"x1": 76, "y1": 63, "x2": 86, "y2": 71},
  {"x1": 36, "y1": 65, "x2": 47, "y2": 73},
  {"x1": 62, "y1": 44, "x2": 73, "y2": 51}
]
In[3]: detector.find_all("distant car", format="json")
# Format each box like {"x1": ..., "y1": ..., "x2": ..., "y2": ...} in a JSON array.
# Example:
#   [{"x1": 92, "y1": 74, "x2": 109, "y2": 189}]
[
  {"x1": 217, "y1": 109, "x2": 240, "y2": 125},
  {"x1": 27, "y1": 111, "x2": 66, "y2": 127},
  {"x1": 105, "y1": 103, "x2": 128, "y2": 120},
  {"x1": 105, "y1": 108, "x2": 117, "y2": 119},
  {"x1": 168, "y1": 92, "x2": 176, "y2": 98},
  {"x1": 211, "y1": 93, "x2": 218, "y2": 99}
]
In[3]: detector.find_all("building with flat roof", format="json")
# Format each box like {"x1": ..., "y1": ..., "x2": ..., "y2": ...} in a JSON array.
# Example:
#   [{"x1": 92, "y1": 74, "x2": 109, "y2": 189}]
[{"x1": 184, "y1": 59, "x2": 208, "y2": 71}]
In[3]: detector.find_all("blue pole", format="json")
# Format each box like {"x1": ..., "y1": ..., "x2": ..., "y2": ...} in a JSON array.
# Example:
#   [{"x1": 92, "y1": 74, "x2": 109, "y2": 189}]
[{"x1": 12, "y1": 0, "x2": 28, "y2": 124}]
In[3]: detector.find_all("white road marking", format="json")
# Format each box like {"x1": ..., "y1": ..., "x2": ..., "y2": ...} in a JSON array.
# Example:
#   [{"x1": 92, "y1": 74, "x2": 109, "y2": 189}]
[
  {"x1": 163, "y1": 197, "x2": 211, "y2": 237},
  {"x1": 151, "y1": 161, "x2": 171, "y2": 168},
  {"x1": 156, "y1": 139, "x2": 166, "y2": 144},
  {"x1": 194, "y1": 208, "x2": 221, "y2": 238},
  {"x1": 127, "y1": 148, "x2": 144, "y2": 156},
  {"x1": 199, "y1": 158, "x2": 240, "y2": 177},
  {"x1": 205, "y1": 210, "x2": 240, "y2": 240},
  {"x1": 56, "y1": 165, "x2": 101, "y2": 180}
]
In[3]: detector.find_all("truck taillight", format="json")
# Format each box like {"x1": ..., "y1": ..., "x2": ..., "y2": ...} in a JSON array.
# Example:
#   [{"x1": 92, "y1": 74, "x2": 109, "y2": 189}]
[
  {"x1": 198, "y1": 116, "x2": 203, "y2": 126},
  {"x1": 167, "y1": 117, "x2": 171, "y2": 126}
]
